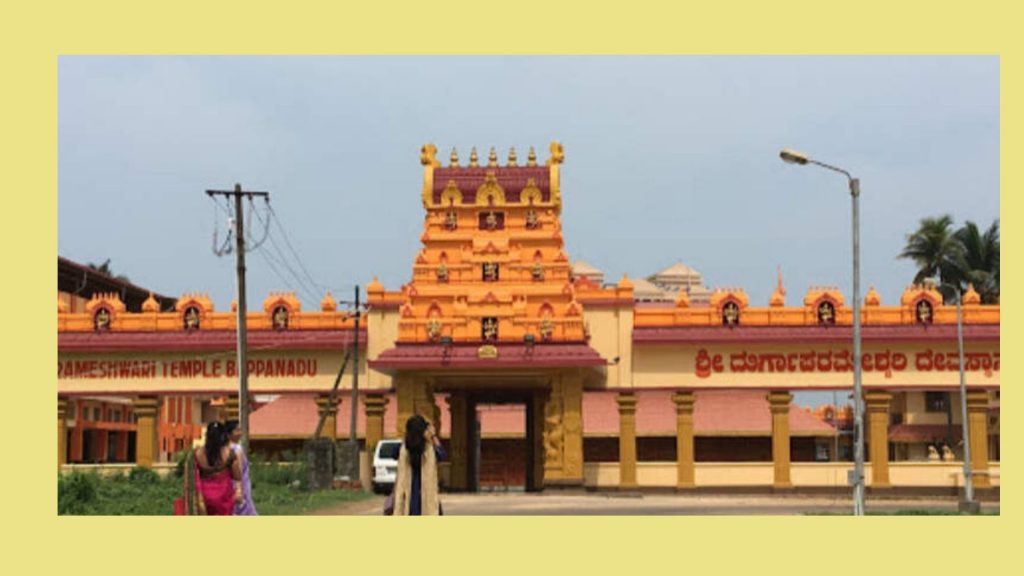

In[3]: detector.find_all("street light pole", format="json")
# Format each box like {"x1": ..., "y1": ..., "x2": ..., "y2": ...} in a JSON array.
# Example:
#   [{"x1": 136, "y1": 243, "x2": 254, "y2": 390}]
[
  {"x1": 941, "y1": 284, "x2": 975, "y2": 509},
  {"x1": 849, "y1": 176, "x2": 865, "y2": 517},
  {"x1": 780, "y1": 149, "x2": 865, "y2": 515}
]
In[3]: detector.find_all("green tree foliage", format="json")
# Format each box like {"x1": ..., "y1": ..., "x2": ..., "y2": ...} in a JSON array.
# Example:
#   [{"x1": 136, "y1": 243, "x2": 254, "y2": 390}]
[{"x1": 899, "y1": 216, "x2": 999, "y2": 303}]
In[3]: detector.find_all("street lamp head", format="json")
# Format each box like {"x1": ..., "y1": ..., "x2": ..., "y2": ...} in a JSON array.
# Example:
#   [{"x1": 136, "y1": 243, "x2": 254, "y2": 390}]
[{"x1": 780, "y1": 148, "x2": 810, "y2": 165}]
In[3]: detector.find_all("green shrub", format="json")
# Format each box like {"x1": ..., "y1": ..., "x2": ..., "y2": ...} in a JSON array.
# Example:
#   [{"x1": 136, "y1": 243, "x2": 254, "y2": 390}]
[
  {"x1": 58, "y1": 472, "x2": 99, "y2": 515},
  {"x1": 128, "y1": 466, "x2": 160, "y2": 485}
]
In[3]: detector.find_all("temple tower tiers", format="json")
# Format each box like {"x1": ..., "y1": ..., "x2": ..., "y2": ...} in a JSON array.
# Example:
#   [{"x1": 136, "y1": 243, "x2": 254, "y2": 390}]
[{"x1": 402, "y1": 143, "x2": 583, "y2": 346}]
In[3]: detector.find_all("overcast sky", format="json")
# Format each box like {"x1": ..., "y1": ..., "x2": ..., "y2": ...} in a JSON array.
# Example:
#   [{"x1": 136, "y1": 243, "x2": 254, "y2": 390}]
[{"x1": 58, "y1": 57, "x2": 998, "y2": 405}]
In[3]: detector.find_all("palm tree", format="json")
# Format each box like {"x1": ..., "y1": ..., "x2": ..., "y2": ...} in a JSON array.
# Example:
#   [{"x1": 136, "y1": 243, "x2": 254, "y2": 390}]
[
  {"x1": 87, "y1": 259, "x2": 130, "y2": 283},
  {"x1": 954, "y1": 220, "x2": 999, "y2": 303},
  {"x1": 899, "y1": 215, "x2": 963, "y2": 296}
]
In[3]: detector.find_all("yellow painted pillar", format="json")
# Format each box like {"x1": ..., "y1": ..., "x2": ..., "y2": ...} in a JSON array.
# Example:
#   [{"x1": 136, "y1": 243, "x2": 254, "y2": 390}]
[
  {"x1": 532, "y1": 390, "x2": 547, "y2": 491},
  {"x1": 58, "y1": 398, "x2": 68, "y2": 469},
  {"x1": 672, "y1": 392, "x2": 696, "y2": 489},
  {"x1": 966, "y1": 390, "x2": 991, "y2": 488},
  {"x1": 865, "y1": 391, "x2": 892, "y2": 488},
  {"x1": 364, "y1": 393, "x2": 388, "y2": 455},
  {"x1": 543, "y1": 373, "x2": 584, "y2": 486},
  {"x1": 223, "y1": 395, "x2": 240, "y2": 422},
  {"x1": 395, "y1": 375, "x2": 415, "y2": 435},
  {"x1": 133, "y1": 396, "x2": 160, "y2": 467},
  {"x1": 617, "y1": 392, "x2": 638, "y2": 489},
  {"x1": 767, "y1": 391, "x2": 793, "y2": 489},
  {"x1": 562, "y1": 373, "x2": 584, "y2": 484},
  {"x1": 315, "y1": 394, "x2": 340, "y2": 440},
  {"x1": 445, "y1": 392, "x2": 469, "y2": 491}
]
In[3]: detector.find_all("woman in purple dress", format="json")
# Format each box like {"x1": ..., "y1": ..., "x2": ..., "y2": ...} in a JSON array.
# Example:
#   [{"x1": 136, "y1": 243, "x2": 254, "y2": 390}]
[{"x1": 225, "y1": 420, "x2": 258, "y2": 515}]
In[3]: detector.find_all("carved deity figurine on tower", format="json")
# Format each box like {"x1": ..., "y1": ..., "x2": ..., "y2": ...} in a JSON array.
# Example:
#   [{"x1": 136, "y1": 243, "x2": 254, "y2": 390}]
[
  {"x1": 532, "y1": 261, "x2": 544, "y2": 281},
  {"x1": 539, "y1": 316, "x2": 554, "y2": 341},
  {"x1": 272, "y1": 306, "x2": 288, "y2": 330},
  {"x1": 485, "y1": 211, "x2": 498, "y2": 230},
  {"x1": 437, "y1": 263, "x2": 449, "y2": 283},
  {"x1": 525, "y1": 209, "x2": 539, "y2": 230},
  {"x1": 483, "y1": 262, "x2": 499, "y2": 282},
  {"x1": 722, "y1": 302, "x2": 739, "y2": 326},
  {"x1": 426, "y1": 318, "x2": 442, "y2": 341},
  {"x1": 482, "y1": 317, "x2": 498, "y2": 342},
  {"x1": 916, "y1": 300, "x2": 933, "y2": 324},
  {"x1": 445, "y1": 208, "x2": 458, "y2": 230},
  {"x1": 184, "y1": 307, "x2": 200, "y2": 330},
  {"x1": 94, "y1": 308, "x2": 111, "y2": 331}
]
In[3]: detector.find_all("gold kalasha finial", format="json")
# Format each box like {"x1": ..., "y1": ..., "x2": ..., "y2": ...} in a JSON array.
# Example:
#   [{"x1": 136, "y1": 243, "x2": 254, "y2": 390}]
[
  {"x1": 450, "y1": 147, "x2": 459, "y2": 167},
  {"x1": 488, "y1": 146, "x2": 498, "y2": 167},
  {"x1": 527, "y1": 146, "x2": 537, "y2": 166},
  {"x1": 507, "y1": 147, "x2": 518, "y2": 166},
  {"x1": 469, "y1": 147, "x2": 479, "y2": 167}
]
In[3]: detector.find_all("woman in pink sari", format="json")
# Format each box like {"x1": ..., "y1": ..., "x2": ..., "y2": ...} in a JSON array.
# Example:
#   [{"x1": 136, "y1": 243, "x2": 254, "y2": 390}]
[{"x1": 193, "y1": 421, "x2": 242, "y2": 515}]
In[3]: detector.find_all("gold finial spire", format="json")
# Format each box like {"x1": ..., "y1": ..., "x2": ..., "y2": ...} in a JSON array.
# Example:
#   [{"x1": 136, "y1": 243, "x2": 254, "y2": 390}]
[
  {"x1": 507, "y1": 147, "x2": 518, "y2": 166},
  {"x1": 546, "y1": 141, "x2": 564, "y2": 166},
  {"x1": 419, "y1": 143, "x2": 439, "y2": 167},
  {"x1": 450, "y1": 147, "x2": 459, "y2": 167},
  {"x1": 469, "y1": 147, "x2": 479, "y2": 167},
  {"x1": 488, "y1": 146, "x2": 498, "y2": 167},
  {"x1": 527, "y1": 146, "x2": 537, "y2": 166}
]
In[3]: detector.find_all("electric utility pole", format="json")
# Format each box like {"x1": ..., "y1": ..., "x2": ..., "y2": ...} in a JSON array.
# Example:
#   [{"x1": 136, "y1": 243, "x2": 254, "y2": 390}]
[
  {"x1": 349, "y1": 286, "x2": 361, "y2": 453},
  {"x1": 205, "y1": 183, "x2": 269, "y2": 454}
]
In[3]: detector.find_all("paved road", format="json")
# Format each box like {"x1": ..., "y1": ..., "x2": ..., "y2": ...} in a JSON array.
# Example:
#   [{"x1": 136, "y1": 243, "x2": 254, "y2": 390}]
[{"x1": 316, "y1": 492, "x2": 998, "y2": 516}]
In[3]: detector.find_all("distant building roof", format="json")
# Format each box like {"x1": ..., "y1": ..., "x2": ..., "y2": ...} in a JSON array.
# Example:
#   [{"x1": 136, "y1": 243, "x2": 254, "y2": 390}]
[
  {"x1": 58, "y1": 256, "x2": 176, "y2": 312},
  {"x1": 631, "y1": 277, "x2": 669, "y2": 301},
  {"x1": 250, "y1": 389, "x2": 836, "y2": 439},
  {"x1": 655, "y1": 261, "x2": 701, "y2": 279},
  {"x1": 572, "y1": 260, "x2": 603, "y2": 276}
]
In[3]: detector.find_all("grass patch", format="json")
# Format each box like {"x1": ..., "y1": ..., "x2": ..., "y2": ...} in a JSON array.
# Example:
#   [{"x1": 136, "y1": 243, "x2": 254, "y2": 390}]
[
  {"x1": 59, "y1": 453, "x2": 372, "y2": 516},
  {"x1": 806, "y1": 508, "x2": 999, "y2": 516}
]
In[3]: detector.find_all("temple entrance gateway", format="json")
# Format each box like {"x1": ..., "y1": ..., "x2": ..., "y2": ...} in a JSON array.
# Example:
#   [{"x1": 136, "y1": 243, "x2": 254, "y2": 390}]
[
  {"x1": 387, "y1": 368, "x2": 591, "y2": 493},
  {"x1": 462, "y1": 391, "x2": 539, "y2": 492}
]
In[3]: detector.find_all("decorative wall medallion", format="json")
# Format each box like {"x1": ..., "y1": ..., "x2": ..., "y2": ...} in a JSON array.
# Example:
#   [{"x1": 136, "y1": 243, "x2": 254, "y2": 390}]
[{"x1": 477, "y1": 344, "x2": 498, "y2": 359}]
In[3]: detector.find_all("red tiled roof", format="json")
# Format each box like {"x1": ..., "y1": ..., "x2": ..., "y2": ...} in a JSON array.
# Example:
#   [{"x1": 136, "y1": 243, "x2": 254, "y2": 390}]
[
  {"x1": 431, "y1": 166, "x2": 551, "y2": 205},
  {"x1": 889, "y1": 424, "x2": 962, "y2": 443},
  {"x1": 581, "y1": 390, "x2": 836, "y2": 437},
  {"x1": 250, "y1": 389, "x2": 835, "y2": 439},
  {"x1": 633, "y1": 324, "x2": 1000, "y2": 344},
  {"x1": 58, "y1": 329, "x2": 364, "y2": 353}
]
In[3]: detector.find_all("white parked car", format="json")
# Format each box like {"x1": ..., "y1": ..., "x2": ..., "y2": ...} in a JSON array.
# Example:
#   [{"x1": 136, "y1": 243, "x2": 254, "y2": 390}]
[{"x1": 372, "y1": 439, "x2": 402, "y2": 494}]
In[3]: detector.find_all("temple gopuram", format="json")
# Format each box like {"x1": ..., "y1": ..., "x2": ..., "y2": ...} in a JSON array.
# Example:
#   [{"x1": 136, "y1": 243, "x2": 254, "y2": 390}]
[{"x1": 57, "y1": 142, "x2": 999, "y2": 493}]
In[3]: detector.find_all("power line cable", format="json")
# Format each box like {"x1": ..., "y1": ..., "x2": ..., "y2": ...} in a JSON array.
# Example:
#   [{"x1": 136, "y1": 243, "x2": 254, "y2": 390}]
[
  {"x1": 266, "y1": 203, "x2": 326, "y2": 293},
  {"x1": 250, "y1": 205, "x2": 322, "y2": 302}
]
